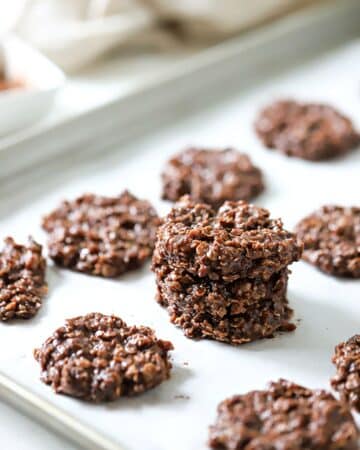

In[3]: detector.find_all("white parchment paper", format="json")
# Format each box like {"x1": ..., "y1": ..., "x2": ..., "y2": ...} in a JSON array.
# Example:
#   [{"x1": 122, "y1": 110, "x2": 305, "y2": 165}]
[{"x1": 0, "y1": 40, "x2": 359, "y2": 450}]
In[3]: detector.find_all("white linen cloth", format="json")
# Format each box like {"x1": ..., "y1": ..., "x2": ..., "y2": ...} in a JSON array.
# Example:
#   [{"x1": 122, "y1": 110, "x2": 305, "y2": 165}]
[{"x1": 2, "y1": 0, "x2": 310, "y2": 71}]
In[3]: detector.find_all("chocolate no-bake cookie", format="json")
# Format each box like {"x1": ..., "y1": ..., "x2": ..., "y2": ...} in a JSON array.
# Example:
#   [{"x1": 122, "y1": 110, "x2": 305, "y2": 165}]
[
  {"x1": 331, "y1": 334, "x2": 360, "y2": 412},
  {"x1": 155, "y1": 267, "x2": 293, "y2": 344},
  {"x1": 209, "y1": 379, "x2": 359, "y2": 450},
  {"x1": 153, "y1": 196, "x2": 302, "y2": 282},
  {"x1": 295, "y1": 205, "x2": 360, "y2": 277},
  {"x1": 42, "y1": 191, "x2": 161, "y2": 277},
  {"x1": 255, "y1": 100, "x2": 360, "y2": 161},
  {"x1": 0, "y1": 237, "x2": 47, "y2": 321},
  {"x1": 161, "y1": 147, "x2": 264, "y2": 208},
  {"x1": 152, "y1": 196, "x2": 302, "y2": 344},
  {"x1": 34, "y1": 312, "x2": 173, "y2": 402}
]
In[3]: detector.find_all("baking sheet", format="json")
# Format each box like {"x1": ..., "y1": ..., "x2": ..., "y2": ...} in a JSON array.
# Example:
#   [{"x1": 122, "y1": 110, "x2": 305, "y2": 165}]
[
  {"x1": 0, "y1": 37, "x2": 360, "y2": 450},
  {"x1": 1, "y1": 0, "x2": 359, "y2": 183}
]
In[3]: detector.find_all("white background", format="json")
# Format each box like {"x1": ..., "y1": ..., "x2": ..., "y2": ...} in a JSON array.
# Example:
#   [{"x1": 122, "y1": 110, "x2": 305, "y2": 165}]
[{"x1": 0, "y1": 40, "x2": 359, "y2": 449}]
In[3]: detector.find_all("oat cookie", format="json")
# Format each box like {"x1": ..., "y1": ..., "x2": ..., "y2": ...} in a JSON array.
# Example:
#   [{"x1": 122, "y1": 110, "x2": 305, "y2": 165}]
[
  {"x1": 209, "y1": 379, "x2": 359, "y2": 450},
  {"x1": 154, "y1": 266, "x2": 293, "y2": 344},
  {"x1": 331, "y1": 334, "x2": 360, "y2": 412},
  {"x1": 255, "y1": 100, "x2": 360, "y2": 161},
  {"x1": 153, "y1": 196, "x2": 302, "y2": 282},
  {"x1": 34, "y1": 312, "x2": 173, "y2": 402},
  {"x1": 42, "y1": 191, "x2": 161, "y2": 277},
  {"x1": 295, "y1": 205, "x2": 360, "y2": 277},
  {"x1": 162, "y1": 147, "x2": 264, "y2": 208},
  {"x1": 0, "y1": 237, "x2": 47, "y2": 321}
]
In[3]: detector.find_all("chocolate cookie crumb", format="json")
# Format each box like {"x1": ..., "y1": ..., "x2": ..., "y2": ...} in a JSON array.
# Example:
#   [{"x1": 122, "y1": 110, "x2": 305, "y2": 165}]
[
  {"x1": 34, "y1": 312, "x2": 173, "y2": 402},
  {"x1": 42, "y1": 191, "x2": 161, "y2": 277},
  {"x1": 0, "y1": 237, "x2": 47, "y2": 321},
  {"x1": 255, "y1": 100, "x2": 360, "y2": 161},
  {"x1": 162, "y1": 147, "x2": 264, "y2": 208},
  {"x1": 331, "y1": 334, "x2": 360, "y2": 412},
  {"x1": 152, "y1": 196, "x2": 301, "y2": 344},
  {"x1": 209, "y1": 379, "x2": 359, "y2": 450},
  {"x1": 295, "y1": 205, "x2": 360, "y2": 277}
]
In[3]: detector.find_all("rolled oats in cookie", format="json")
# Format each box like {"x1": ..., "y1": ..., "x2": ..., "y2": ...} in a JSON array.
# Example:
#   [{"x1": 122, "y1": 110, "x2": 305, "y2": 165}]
[
  {"x1": 331, "y1": 334, "x2": 360, "y2": 412},
  {"x1": 255, "y1": 100, "x2": 360, "y2": 161},
  {"x1": 153, "y1": 196, "x2": 302, "y2": 282},
  {"x1": 161, "y1": 147, "x2": 264, "y2": 208},
  {"x1": 0, "y1": 237, "x2": 47, "y2": 321},
  {"x1": 295, "y1": 205, "x2": 360, "y2": 277},
  {"x1": 34, "y1": 312, "x2": 173, "y2": 402},
  {"x1": 42, "y1": 190, "x2": 161, "y2": 277},
  {"x1": 208, "y1": 379, "x2": 359, "y2": 450}
]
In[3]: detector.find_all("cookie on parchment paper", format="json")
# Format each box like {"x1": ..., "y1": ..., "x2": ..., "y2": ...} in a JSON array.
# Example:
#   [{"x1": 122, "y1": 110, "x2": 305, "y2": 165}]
[
  {"x1": 0, "y1": 237, "x2": 47, "y2": 321},
  {"x1": 295, "y1": 205, "x2": 360, "y2": 278},
  {"x1": 255, "y1": 100, "x2": 360, "y2": 161},
  {"x1": 34, "y1": 312, "x2": 173, "y2": 402},
  {"x1": 331, "y1": 334, "x2": 360, "y2": 412},
  {"x1": 209, "y1": 379, "x2": 359, "y2": 450},
  {"x1": 162, "y1": 147, "x2": 264, "y2": 209},
  {"x1": 42, "y1": 190, "x2": 161, "y2": 277}
]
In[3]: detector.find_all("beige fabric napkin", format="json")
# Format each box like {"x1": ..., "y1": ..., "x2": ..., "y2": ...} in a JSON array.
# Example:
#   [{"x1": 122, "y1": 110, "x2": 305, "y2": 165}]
[{"x1": 7, "y1": 0, "x2": 309, "y2": 71}]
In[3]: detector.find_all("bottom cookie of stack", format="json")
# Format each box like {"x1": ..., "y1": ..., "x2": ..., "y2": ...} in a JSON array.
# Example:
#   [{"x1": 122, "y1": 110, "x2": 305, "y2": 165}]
[{"x1": 154, "y1": 266, "x2": 294, "y2": 344}]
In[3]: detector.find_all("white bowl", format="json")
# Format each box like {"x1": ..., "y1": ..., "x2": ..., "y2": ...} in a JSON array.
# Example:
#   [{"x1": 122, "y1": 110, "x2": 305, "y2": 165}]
[{"x1": 0, "y1": 35, "x2": 65, "y2": 135}]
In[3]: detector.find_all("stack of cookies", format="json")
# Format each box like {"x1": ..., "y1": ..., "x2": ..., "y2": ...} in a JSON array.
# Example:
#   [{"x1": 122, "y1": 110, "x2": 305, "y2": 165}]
[{"x1": 152, "y1": 196, "x2": 303, "y2": 344}]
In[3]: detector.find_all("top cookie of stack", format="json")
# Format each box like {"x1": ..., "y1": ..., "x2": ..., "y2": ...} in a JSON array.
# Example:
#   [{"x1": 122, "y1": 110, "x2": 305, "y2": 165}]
[{"x1": 154, "y1": 197, "x2": 300, "y2": 282}]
